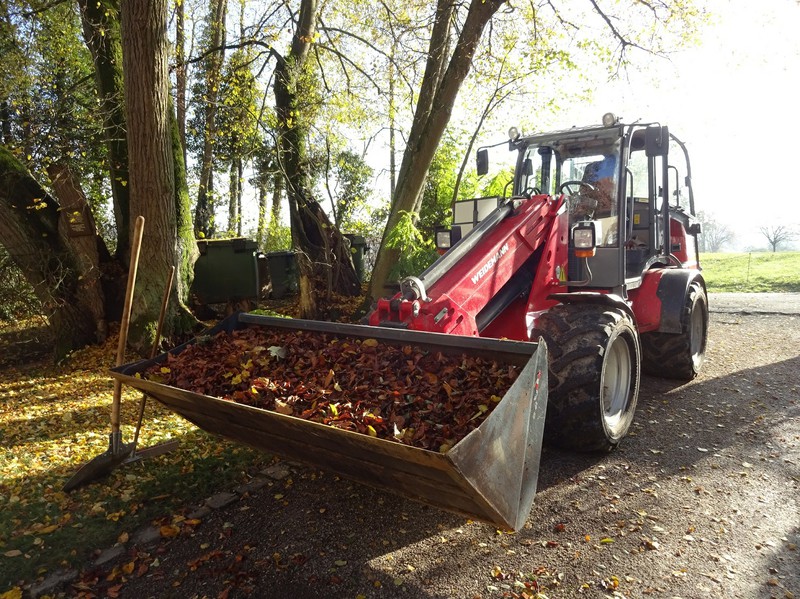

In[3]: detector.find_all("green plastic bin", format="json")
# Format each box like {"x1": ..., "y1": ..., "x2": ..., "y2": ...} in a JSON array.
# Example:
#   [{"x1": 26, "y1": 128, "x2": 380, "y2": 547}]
[
  {"x1": 344, "y1": 234, "x2": 368, "y2": 282},
  {"x1": 266, "y1": 250, "x2": 298, "y2": 299},
  {"x1": 192, "y1": 238, "x2": 259, "y2": 305}
]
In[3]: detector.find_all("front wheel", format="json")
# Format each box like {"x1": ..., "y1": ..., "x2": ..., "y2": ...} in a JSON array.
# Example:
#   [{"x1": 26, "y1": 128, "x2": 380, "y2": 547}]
[{"x1": 531, "y1": 304, "x2": 641, "y2": 451}]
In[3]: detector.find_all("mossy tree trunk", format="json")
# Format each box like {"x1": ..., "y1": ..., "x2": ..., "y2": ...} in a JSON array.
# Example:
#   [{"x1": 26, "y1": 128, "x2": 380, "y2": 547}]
[
  {"x1": 120, "y1": 0, "x2": 198, "y2": 352},
  {"x1": 272, "y1": 0, "x2": 359, "y2": 318},
  {"x1": 77, "y1": 0, "x2": 132, "y2": 263}
]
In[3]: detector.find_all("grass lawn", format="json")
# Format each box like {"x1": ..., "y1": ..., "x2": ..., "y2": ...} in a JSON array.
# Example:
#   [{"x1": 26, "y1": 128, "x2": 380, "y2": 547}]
[{"x1": 700, "y1": 251, "x2": 800, "y2": 293}]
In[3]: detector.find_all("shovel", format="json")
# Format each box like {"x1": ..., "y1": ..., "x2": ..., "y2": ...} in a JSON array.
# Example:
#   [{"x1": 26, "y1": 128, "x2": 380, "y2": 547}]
[{"x1": 64, "y1": 215, "x2": 145, "y2": 492}]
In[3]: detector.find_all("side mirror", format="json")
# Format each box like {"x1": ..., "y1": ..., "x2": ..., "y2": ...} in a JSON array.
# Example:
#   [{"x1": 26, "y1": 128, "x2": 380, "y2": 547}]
[
  {"x1": 476, "y1": 149, "x2": 489, "y2": 176},
  {"x1": 645, "y1": 125, "x2": 669, "y2": 157}
]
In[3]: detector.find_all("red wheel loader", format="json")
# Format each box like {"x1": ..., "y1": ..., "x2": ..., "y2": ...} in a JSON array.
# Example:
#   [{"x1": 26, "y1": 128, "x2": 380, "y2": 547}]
[
  {"x1": 370, "y1": 112, "x2": 708, "y2": 451},
  {"x1": 108, "y1": 113, "x2": 707, "y2": 530}
]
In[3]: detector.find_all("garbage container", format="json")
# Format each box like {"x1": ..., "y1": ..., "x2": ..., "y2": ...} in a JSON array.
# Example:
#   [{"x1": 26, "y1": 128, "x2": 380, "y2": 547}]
[
  {"x1": 266, "y1": 250, "x2": 298, "y2": 299},
  {"x1": 344, "y1": 234, "x2": 368, "y2": 282},
  {"x1": 192, "y1": 238, "x2": 259, "y2": 305}
]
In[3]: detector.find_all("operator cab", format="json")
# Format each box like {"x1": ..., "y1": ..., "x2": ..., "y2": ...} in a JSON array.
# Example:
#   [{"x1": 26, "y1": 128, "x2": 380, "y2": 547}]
[{"x1": 458, "y1": 113, "x2": 700, "y2": 295}]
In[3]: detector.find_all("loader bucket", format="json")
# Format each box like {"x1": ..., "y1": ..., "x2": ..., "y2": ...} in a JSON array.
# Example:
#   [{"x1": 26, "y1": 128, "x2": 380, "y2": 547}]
[{"x1": 112, "y1": 313, "x2": 547, "y2": 531}]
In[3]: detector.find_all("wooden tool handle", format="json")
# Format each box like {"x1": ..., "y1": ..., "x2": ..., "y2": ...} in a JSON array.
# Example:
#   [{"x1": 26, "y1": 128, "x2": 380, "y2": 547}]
[{"x1": 111, "y1": 215, "x2": 145, "y2": 431}]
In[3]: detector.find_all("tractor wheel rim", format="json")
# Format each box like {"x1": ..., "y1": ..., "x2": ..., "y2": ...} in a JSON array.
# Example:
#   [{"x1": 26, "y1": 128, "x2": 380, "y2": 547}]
[
  {"x1": 602, "y1": 337, "x2": 632, "y2": 429},
  {"x1": 690, "y1": 305, "x2": 705, "y2": 359}
]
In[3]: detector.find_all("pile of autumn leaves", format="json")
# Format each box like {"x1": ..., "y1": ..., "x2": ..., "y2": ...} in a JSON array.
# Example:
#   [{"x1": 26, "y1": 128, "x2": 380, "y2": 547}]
[{"x1": 146, "y1": 326, "x2": 520, "y2": 453}]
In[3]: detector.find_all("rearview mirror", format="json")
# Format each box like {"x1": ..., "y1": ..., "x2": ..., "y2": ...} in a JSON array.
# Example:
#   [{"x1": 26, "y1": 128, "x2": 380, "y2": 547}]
[
  {"x1": 476, "y1": 149, "x2": 489, "y2": 176},
  {"x1": 645, "y1": 125, "x2": 669, "y2": 157}
]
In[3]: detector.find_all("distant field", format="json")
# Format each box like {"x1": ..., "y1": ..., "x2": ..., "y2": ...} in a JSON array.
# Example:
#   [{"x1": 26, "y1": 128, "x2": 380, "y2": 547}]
[{"x1": 700, "y1": 251, "x2": 800, "y2": 293}]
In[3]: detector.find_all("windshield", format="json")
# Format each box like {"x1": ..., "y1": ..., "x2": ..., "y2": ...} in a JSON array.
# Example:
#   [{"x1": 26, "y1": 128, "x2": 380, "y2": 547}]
[{"x1": 517, "y1": 133, "x2": 622, "y2": 246}]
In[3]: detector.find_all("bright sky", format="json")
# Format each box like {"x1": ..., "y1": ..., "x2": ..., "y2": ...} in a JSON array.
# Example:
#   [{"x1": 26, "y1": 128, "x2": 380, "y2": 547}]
[{"x1": 564, "y1": 0, "x2": 800, "y2": 250}]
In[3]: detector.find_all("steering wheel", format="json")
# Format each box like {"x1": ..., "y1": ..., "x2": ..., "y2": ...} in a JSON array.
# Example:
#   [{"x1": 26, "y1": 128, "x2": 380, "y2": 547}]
[
  {"x1": 523, "y1": 186, "x2": 541, "y2": 197},
  {"x1": 559, "y1": 180, "x2": 595, "y2": 195}
]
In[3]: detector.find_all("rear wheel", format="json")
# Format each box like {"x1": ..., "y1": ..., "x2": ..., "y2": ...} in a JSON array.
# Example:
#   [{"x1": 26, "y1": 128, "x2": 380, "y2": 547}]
[
  {"x1": 641, "y1": 282, "x2": 708, "y2": 380},
  {"x1": 531, "y1": 303, "x2": 641, "y2": 451}
]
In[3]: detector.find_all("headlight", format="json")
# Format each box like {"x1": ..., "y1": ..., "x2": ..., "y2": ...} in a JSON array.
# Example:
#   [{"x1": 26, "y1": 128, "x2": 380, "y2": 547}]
[
  {"x1": 435, "y1": 226, "x2": 462, "y2": 252},
  {"x1": 436, "y1": 229, "x2": 452, "y2": 249},
  {"x1": 602, "y1": 112, "x2": 618, "y2": 127},
  {"x1": 572, "y1": 221, "x2": 601, "y2": 257},
  {"x1": 573, "y1": 227, "x2": 595, "y2": 249}
]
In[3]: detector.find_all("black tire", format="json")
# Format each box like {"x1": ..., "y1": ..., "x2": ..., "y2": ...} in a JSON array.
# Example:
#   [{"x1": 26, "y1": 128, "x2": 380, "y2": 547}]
[
  {"x1": 641, "y1": 282, "x2": 708, "y2": 380},
  {"x1": 531, "y1": 303, "x2": 641, "y2": 451}
]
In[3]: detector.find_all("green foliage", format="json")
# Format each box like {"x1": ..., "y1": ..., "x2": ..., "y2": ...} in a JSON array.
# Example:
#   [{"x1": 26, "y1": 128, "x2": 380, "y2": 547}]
[
  {"x1": 420, "y1": 136, "x2": 460, "y2": 230},
  {"x1": 0, "y1": 247, "x2": 40, "y2": 321},
  {"x1": 216, "y1": 49, "x2": 262, "y2": 164},
  {"x1": 701, "y1": 252, "x2": 800, "y2": 293},
  {"x1": 0, "y1": 0, "x2": 113, "y2": 243},
  {"x1": 384, "y1": 210, "x2": 438, "y2": 280},
  {"x1": 479, "y1": 167, "x2": 515, "y2": 198},
  {"x1": 263, "y1": 223, "x2": 292, "y2": 253},
  {"x1": 307, "y1": 146, "x2": 374, "y2": 232}
]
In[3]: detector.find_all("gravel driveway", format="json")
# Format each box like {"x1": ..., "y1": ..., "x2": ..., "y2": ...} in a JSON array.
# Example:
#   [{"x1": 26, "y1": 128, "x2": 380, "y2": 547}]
[
  {"x1": 73, "y1": 295, "x2": 800, "y2": 599},
  {"x1": 708, "y1": 292, "x2": 800, "y2": 315}
]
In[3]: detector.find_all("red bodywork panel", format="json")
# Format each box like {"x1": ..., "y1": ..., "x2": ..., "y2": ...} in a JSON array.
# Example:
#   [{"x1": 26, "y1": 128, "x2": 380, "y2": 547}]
[
  {"x1": 628, "y1": 214, "x2": 700, "y2": 334},
  {"x1": 369, "y1": 195, "x2": 567, "y2": 340},
  {"x1": 669, "y1": 217, "x2": 698, "y2": 268},
  {"x1": 628, "y1": 269, "x2": 664, "y2": 333}
]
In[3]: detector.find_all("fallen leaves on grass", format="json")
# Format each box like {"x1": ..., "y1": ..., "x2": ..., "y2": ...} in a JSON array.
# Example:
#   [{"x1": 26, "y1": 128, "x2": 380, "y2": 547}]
[{"x1": 0, "y1": 322, "x2": 274, "y2": 591}]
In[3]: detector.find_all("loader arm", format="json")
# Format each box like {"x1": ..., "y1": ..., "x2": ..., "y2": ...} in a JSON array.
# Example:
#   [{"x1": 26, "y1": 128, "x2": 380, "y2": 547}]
[{"x1": 370, "y1": 194, "x2": 566, "y2": 340}]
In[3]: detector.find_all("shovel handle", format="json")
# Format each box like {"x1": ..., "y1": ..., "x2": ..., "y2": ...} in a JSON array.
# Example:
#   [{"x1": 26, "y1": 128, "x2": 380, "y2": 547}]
[
  {"x1": 131, "y1": 265, "x2": 175, "y2": 450},
  {"x1": 111, "y1": 215, "x2": 145, "y2": 431},
  {"x1": 150, "y1": 265, "x2": 175, "y2": 360}
]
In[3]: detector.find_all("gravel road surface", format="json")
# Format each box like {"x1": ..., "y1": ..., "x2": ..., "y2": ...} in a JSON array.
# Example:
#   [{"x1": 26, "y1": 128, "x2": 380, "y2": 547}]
[{"x1": 708, "y1": 292, "x2": 800, "y2": 315}]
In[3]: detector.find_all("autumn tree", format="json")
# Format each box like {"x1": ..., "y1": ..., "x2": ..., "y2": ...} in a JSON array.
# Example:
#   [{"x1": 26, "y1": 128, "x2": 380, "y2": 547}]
[
  {"x1": 252, "y1": 140, "x2": 285, "y2": 250},
  {"x1": 366, "y1": 0, "x2": 705, "y2": 302},
  {"x1": 175, "y1": 0, "x2": 188, "y2": 164},
  {"x1": 217, "y1": 47, "x2": 261, "y2": 236},
  {"x1": 77, "y1": 0, "x2": 132, "y2": 260},
  {"x1": 367, "y1": 0, "x2": 507, "y2": 300},
  {"x1": 321, "y1": 146, "x2": 373, "y2": 231},
  {"x1": 0, "y1": 147, "x2": 100, "y2": 357},
  {"x1": 0, "y1": 0, "x2": 113, "y2": 355},
  {"x1": 270, "y1": 0, "x2": 360, "y2": 317}
]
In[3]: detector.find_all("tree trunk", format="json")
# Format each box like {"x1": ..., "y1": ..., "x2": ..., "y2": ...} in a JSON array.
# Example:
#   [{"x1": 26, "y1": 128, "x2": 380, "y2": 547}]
[
  {"x1": 236, "y1": 157, "x2": 243, "y2": 236},
  {"x1": 267, "y1": 170, "x2": 283, "y2": 246},
  {"x1": 228, "y1": 159, "x2": 238, "y2": 234},
  {"x1": 367, "y1": 0, "x2": 505, "y2": 302},
  {"x1": 77, "y1": 0, "x2": 132, "y2": 263},
  {"x1": 272, "y1": 0, "x2": 359, "y2": 316},
  {"x1": 256, "y1": 174, "x2": 268, "y2": 248},
  {"x1": 46, "y1": 162, "x2": 108, "y2": 342},
  {"x1": 194, "y1": 0, "x2": 227, "y2": 238},
  {"x1": 0, "y1": 146, "x2": 97, "y2": 359},
  {"x1": 120, "y1": 0, "x2": 198, "y2": 351},
  {"x1": 175, "y1": 0, "x2": 187, "y2": 165}
]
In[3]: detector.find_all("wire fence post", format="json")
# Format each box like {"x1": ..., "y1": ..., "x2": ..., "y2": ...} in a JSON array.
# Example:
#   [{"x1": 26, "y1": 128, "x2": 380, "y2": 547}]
[{"x1": 746, "y1": 252, "x2": 752, "y2": 286}]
